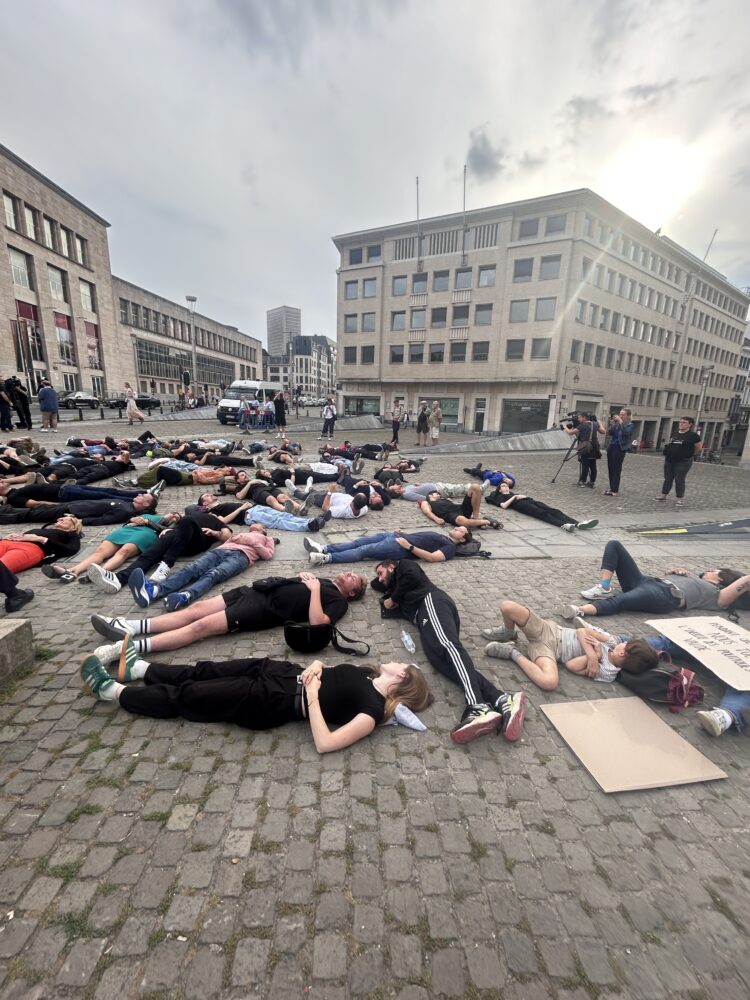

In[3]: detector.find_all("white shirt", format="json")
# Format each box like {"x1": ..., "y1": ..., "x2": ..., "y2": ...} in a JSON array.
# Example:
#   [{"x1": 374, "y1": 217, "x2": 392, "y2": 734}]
[{"x1": 329, "y1": 492, "x2": 367, "y2": 519}]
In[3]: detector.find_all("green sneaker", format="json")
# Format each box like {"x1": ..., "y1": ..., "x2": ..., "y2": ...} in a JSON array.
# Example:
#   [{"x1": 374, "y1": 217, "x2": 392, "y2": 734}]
[
  {"x1": 117, "y1": 635, "x2": 139, "y2": 683},
  {"x1": 80, "y1": 655, "x2": 115, "y2": 700}
]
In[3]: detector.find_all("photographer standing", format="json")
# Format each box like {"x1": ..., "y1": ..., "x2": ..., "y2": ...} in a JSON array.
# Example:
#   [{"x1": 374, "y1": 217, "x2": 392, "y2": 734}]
[
  {"x1": 603, "y1": 408, "x2": 634, "y2": 496},
  {"x1": 564, "y1": 412, "x2": 604, "y2": 488}
]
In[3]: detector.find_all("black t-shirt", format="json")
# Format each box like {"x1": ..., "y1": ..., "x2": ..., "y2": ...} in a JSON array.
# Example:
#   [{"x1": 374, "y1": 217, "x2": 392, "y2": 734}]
[
  {"x1": 318, "y1": 664, "x2": 385, "y2": 725},
  {"x1": 402, "y1": 531, "x2": 457, "y2": 560},
  {"x1": 24, "y1": 526, "x2": 81, "y2": 559},
  {"x1": 247, "y1": 484, "x2": 275, "y2": 505},
  {"x1": 664, "y1": 430, "x2": 700, "y2": 462},
  {"x1": 190, "y1": 501, "x2": 244, "y2": 518},
  {"x1": 186, "y1": 511, "x2": 226, "y2": 532},
  {"x1": 267, "y1": 579, "x2": 348, "y2": 625}
]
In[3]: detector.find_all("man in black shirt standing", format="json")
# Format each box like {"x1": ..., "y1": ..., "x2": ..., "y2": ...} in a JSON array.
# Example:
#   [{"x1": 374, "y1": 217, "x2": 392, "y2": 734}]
[
  {"x1": 656, "y1": 416, "x2": 702, "y2": 507},
  {"x1": 372, "y1": 560, "x2": 525, "y2": 744}
]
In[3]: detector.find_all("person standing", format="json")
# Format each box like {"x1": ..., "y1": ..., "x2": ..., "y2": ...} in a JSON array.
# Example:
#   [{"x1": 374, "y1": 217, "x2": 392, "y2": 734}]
[
  {"x1": 390, "y1": 399, "x2": 404, "y2": 446},
  {"x1": 236, "y1": 394, "x2": 250, "y2": 431},
  {"x1": 565, "y1": 412, "x2": 604, "y2": 488},
  {"x1": 415, "y1": 401, "x2": 429, "y2": 447},
  {"x1": 38, "y1": 380, "x2": 59, "y2": 432},
  {"x1": 603, "y1": 408, "x2": 634, "y2": 496},
  {"x1": 274, "y1": 391, "x2": 287, "y2": 437},
  {"x1": 656, "y1": 416, "x2": 702, "y2": 507},
  {"x1": 124, "y1": 383, "x2": 146, "y2": 425},
  {"x1": 6, "y1": 377, "x2": 32, "y2": 430},
  {"x1": 428, "y1": 401, "x2": 442, "y2": 446},
  {"x1": 0, "y1": 377, "x2": 15, "y2": 432},
  {"x1": 320, "y1": 397, "x2": 336, "y2": 441}
]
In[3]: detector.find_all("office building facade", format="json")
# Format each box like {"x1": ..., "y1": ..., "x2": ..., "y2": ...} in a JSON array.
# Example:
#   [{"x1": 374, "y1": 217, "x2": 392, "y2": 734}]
[
  {"x1": 333, "y1": 190, "x2": 749, "y2": 449},
  {"x1": 264, "y1": 335, "x2": 336, "y2": 398},
  {"x1": 266, "y1": 304, "x2": 301, "y2": 356}
]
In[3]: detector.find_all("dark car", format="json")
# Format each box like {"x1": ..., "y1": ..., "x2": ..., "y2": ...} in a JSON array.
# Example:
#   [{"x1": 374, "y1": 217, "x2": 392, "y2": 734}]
[
  {"x1": 106, "y1": 393, "x2": 161, "y2": 410},
  {"x1": 59, "y1": 390, "x2": 100, "y2": 409}
]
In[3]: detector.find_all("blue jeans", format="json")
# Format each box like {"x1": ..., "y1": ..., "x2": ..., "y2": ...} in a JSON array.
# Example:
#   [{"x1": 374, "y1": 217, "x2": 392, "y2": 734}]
[
  {"x1": 324, "y1": 531, "x2": 403, "y2": 563},
  {"x1": 157, "y1": 549, "x2": 249, "y2": 600},
  {"x1": 60, "y1": 484, "x2": 139, "y2": 502},
  {"x1": 245, "y1": 507, "x2": 309, "y2": 532},
  {"x1": 720, "y1": 689, "x2": 750, "y2": 732},
  {"x1": 589, "y1": 540, "x2": 681, "y2": 617}
]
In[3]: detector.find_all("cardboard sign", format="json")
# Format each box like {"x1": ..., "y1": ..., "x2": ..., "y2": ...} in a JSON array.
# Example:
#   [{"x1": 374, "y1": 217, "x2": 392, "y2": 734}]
[
  {"x1": 541, "y1": 698, "x2": 726, "y2": 793},
  {"x1": 646, "y1": 616, "x2": 750, "y2": 691}
]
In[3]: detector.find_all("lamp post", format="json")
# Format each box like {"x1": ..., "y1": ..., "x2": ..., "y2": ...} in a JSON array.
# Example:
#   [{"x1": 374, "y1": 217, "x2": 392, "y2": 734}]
[
  {"x1": 695, "y1": 364, "x2": 714, "y2": 437},
  {"x1": 558, "y1": 365, "x2": 580, "y2": 419},
  {"x1": 186, "y1": 295, "x2": 197, "y2": 395}
]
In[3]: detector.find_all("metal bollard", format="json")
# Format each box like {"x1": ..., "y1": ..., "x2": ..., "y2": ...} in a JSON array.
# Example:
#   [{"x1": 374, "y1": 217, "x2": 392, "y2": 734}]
[
  {"x1": 147, "y1": 407, "x2": 152, "y2": 417},
  {"x1": 100, "y1": 407, "x2": 105, "y2": 420},
  {"x1": 117, "y1": 402, "x2": 124, "y2": 420},
  {"x1": 78, "y1": 407, "x2": 83, "y2": 421}
]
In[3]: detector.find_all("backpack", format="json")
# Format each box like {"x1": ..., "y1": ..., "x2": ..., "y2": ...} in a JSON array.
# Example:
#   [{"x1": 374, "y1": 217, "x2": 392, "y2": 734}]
[
  {"x1": 616, "y1": 665, "x2": 704, "y2": 712},
  {"x1": 454, "y1": 538, "x2": 490, "y2": 558}
]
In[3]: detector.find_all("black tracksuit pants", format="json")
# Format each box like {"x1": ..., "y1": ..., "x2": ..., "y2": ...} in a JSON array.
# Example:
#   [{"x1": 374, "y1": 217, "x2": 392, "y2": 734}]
[
  {"x1": 114, "y1": 519, "x2": 213, "y2": 585},
  {"x1": 119, "y1": 656, "x2": 300, "y2": 728},
  {"x1": 416, "y1": 589, "x2": 502, "y2": 709}
]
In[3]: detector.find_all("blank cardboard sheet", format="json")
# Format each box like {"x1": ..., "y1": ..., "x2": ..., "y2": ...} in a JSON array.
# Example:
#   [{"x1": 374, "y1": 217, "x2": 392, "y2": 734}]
[{"x1": 540, "y1": 697, "x2": 726, "y2": 793}]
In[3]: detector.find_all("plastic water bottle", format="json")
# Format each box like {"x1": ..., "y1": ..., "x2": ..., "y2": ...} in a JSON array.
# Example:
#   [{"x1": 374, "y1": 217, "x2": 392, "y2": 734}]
[{"x1": 400, "y1": 630, "x2": 416, "y2": 654}]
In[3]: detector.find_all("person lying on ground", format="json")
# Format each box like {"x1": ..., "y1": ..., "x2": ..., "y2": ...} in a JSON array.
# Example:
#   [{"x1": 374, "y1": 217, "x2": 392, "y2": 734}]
[
  {"x1": 241, "y1": 505, "x2": 331, "y2": 533},
  {"x1": 305, "y1": 527, "x2": 473, "y2": 565},
  {"x1": 89, "y1": 570, "x2": 367, "y2": 657},
  {"x1": 418, "y1": 484, "x2": 502, "y2": 530},
  {"x1": 0, "y1": 514, "x2": 83, "y2": 601},
  {"x1": 372, "y1": 559, "x2": 526, "y2": 744},
  {"x1": 128, "y1": 524, "x2": 275, "y2": 610},
  {"x1": 482, "y1": 600, "x2": 658, "y2": 690},
  {"x1": 0, "y1": 490, "x2": 157, "y2": 526},
  {"x1": 463, "y1": 463, "x2": 516, "y2": 487},
  {"x1": 118, "y1": 460, "x2": 236, "y2": 488},
  {"x1": 486, "y1": 481, "x2": 597, "y2": 531},
  {"x1": 229, "y1": 474, "x2": 300, "y2": 513},
  {"x1": 80, "y1": 648, "x2": 432, "y2": 753},
  {"x1": 291, "y1": 479, "x2": 387, "y2": 513},
  {"x1": 373, "y1": 460, "x2": 424, "y2": 485},
  {"x1": 1, "y1": 481, "x2": 159, "y2": 509},
  {"x1": 184, "y1": 493, "x2": 254, "y2": 524},
  {"x1": 388, "y1": 480, "x2": 489, "y2": 502},
  {"x1": 42, "y1": 512, "x2": 169, "y2": 583},
  {"x1": 561, "y1": 540, "x2": 750, "y2": 620},
  {"x1": 270, "y1": 463, "x2": 341, "y2": 487},
  {"x1": 321, "y1": 442, "x2": 393, "y2": 461}
]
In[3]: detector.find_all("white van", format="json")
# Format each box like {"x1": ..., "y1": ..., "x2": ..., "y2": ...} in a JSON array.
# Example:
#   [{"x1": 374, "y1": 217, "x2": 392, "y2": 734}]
[{"x1": 216, "y1": 380, "x2": 277, "y2": 424}]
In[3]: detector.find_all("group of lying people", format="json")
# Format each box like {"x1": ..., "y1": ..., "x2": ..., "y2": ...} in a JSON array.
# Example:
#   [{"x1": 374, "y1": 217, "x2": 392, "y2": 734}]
[{"x1": 2, "y1": 430, "x2": 748, "y2": 751}]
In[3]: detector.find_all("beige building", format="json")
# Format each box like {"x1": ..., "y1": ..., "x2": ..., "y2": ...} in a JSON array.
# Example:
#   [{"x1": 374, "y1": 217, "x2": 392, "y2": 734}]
[
  {"x1": 114, "y1": 278, "x2": 261, "y2": 401},
  {"x1": 1, "y1": 143, "x2": 126, "y2": 398},
  {"x1": 333, "y1": 190, "x2": 749, "y2": 449}
]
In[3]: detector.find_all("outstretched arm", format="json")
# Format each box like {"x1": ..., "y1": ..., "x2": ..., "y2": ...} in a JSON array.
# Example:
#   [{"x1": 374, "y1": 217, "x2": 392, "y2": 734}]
[{"x1": 718, "y1": 574, "x2": 750, "y2": 608}]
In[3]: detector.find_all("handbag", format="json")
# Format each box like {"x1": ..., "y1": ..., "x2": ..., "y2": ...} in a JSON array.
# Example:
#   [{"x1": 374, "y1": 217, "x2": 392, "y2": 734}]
[{"x1": 284, "y1": 621, "x2": 370, "y2": 656}]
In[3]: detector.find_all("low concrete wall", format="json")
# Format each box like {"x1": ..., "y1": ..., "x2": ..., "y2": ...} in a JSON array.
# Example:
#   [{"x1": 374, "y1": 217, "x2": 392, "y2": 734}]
[
  {"x1": 279, "y1": 414, "x2": 384, "y2": 435},
  {"x1": 400, "y1": 428, "x2": 573, "y2": 456},
  {"x1": 0, "y1": 618, "x2": 34, "y2": 684}
]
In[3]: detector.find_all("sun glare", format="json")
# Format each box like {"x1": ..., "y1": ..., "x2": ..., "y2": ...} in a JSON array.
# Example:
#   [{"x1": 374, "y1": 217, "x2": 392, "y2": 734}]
[{"x1": 598, "y1": 140, "x2": 705, "y2": 232}]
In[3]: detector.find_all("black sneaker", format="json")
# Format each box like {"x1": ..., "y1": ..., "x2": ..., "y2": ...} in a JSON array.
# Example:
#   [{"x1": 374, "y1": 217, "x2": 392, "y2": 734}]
[
  {"x1": 450, "y1": 704, "x2": 503, "y2": 744},
  {"x1": 5, "y1": 588, "x2": 34, "y2": 613},
  {"x1": 495, "y1": 692, "x2": 527, "y2": 742}
]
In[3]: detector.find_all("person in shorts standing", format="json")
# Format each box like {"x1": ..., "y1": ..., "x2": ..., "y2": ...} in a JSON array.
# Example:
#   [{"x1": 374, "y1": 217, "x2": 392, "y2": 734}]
[
  {"x1": 428, "y1": 401, "x2": 442, "y2": 446},
  {"x1": 656, "y1": 416, "x2": 702, "y2": 507},
  {"x1": 38, "y1": 380, "x2": 59, "y2": 432}
]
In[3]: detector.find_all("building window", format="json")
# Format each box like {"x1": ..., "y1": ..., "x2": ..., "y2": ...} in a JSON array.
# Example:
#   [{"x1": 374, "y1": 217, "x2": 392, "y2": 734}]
[
  {"x1": 119, "y1": 299, "x2": 129, "y2": 323},
  {"x1": 429, "y1": 343, "x2": 445, "y2": 363},
  {"x1": 361, "y1": 345, "x2": 375, "y2": 364},
  {"x1": 143, "y1": 307, "x2": 151, "y2": 331},
  {"x1": 392, "y1": 275, "x2": 407, "y2": 295},
  {"x1": 509, "y1": 300, "x2": 529, "y2": 322},
  {"x1": 570, "y1": 340, "x2": 581, "y2": 362},
  {"x1": 8, "y1": 248, "x2": 32, "y2": 288},
  {"x1": 518, "y1": 218, "x2": 539, "y2": 239},
  {"x1": 80, "y1": 280, "x2": 95, "y2": 312},
  {"x1": 345, "y1": 280, "x2": 358, "y2": 299},
  {"x1": 539, "y1": 255, "x2": 561, "y2": 280},
  {"x1": 362, "y1": 312, "x2": 376, "y2": 332},
  {"x1": 343, "y1": 346, "x2": 356, "y2": 364},
  {"x1": 349, "y1": 248, "x2": 362, "y2": 265},
  {"x1": 455, "y1": 268, "x2": 472, "y2": 289},
  {"x1": 475, "y1": 304, "x2": 493, "y2": 325},
  {"x1": 506, "y1": 339, "x2": 525, "y2": 360},
  {"x1": 412, "y1": 273, "x2": 428, "y2": 294},
  {"x1": 513, "y1": 258, "x2": 533, "y2": 282},
  {"x1": 3, "y1": 192, "x2": 18, "y2": 229},
  {"x1": 431, "y1": 307, "x2": 447, "y2": 328},
  {"x1": 363, "y1": 278, "x2": 377, "y2": 298},
  {"x1": 583, "y1": 343, "x2": 593, "y2": 365},
  {"x1": 478, "y1": 265, "x2": 496, "y2": 287},
  {"x1": 450, "y1": 341, "x2": 466, "y2": 362},
  {"x1": 411, "y1": 308, "x2": 426, "y2": 329},
  {"x1": 545, "y1": 214, "x2": 566, "y2": 235},
  {"x1": 62, "y1": 372, "x2": 79, "y2": 392},
  {"x1": 452, "y1": 304, "x2": 469, "y2": 326},
  {"x1": 391, "y1": 311, "x2": 405, "y2": 331},
  {"x1": 48, "y1": 265, "x2": 66, "y2": 302},
  {"x1": 24, "y1": 205, "x2": 38, "y2": 241},
  {"x1": 85, "y1": 322, "x2": 101, "y2": 368},
  {"x1": 409, "y1": 342, "x2": 424, "y2": 363},
  {"x1": 59, "y1": 227, "x2": 71, "y2": 258},
  {"x1": 472, "y1": 341, "x2": 490, "y2": 362},
  {"x1": 531, "y1": 337, "x2": 552, "y2": 359},
  {"x1": 42, "y1": 216, "x2": 55, "y2": 249},
  {"x1": 390, "y1": 345, "x2": 404, "y2": 364},
  {"x1": 535, "y1": 297, "x2": 556, "y2": 321},
  {"x1": 75, "y1": 235, "x2": 86, "y2": 265},
  {"x1": 344, "y1": 314, "x2": 357, "y2": 333},
  {"x1": 594, "y1": 346, "x2": 604, "y2": 367},
  {"x1": 367, "y1": 244, "x2": 382, "y2": 262},
  {"x1": 54, "y1": 313, "x2": 76, "y2": 364},
  {"x1": 433, "y1": 270, "x2": 449, "y2": 292}
]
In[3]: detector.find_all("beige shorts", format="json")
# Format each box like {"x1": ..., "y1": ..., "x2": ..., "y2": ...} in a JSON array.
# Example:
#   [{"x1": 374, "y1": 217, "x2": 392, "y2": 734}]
[
  {"x1": 521, "y1": 609, "x2": 562, "y2": 663},
  {"x1": 430, "y1": 427, "x2": 439, "y2": 439}
]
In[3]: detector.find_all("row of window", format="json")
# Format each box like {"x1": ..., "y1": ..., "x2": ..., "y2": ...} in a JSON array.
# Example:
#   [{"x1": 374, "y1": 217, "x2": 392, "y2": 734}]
[
  {"x1": 347, "y1": 244, "x2": 382, "y2": 266},
  {"x1": 134, "y1": 338, "x2": 235, "y2": 386},
  {"x1": 119, "y1": 298, "x2": 257, "y2": 362},
  {"x1": 692, "y1": 277, "x2": 746, "y2": 317},
  {"x1": 574, "y1": 298, "x2": 680, "y2": 352},
  {"x1": 517, "y1": 213, "x2": 567, "y2": 240},
  {"x1": 512, "y1": 255, "x2": 561, "y2": 282},
  {"x1": 343, "y1": 296, "x2": 558, "y2": 334},
  {"x1": 3, "y1": 190, "x2": 88, "y2": 266},
  {"x1": 343, "y1": 336, "x2": 553, "y2": 365},
  {"x1": 8, "y1": 246, "x2": 97, "y2": 313},
  {"x1": 14, "y1": 300, "x2": 102, "y2": 369},
  {"x1": 679, "y1": 366, "x2": 733, "y2": 390},
  {"x1": 689, "y1": 307, "x2": 743, "y2": 343},
  {"x1": 238, "y1": 364, "x2": 259, "y2": 380},
  {"x1": 570, "y1": 339, "x2": 676, "y2": 379}
]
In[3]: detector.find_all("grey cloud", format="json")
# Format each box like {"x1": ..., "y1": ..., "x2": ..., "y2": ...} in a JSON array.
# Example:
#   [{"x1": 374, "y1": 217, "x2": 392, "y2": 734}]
[
  {"x1": 466, "y1": 127, "x2": 506, "y2": 182},
  {"x1": 518, "y1": 150, "x2": 547, "y2": 171},
  {"x1": 732, "y1": 167, "x2": 750, "y2": 187},
  {"x1": 562, "y1": 96, "x2": 610, "y2": 126},
  {"x1": 732, "y1": 103, "x2": 750, "y2": 124},
  {"x1": 624, "y1": 79, "x2": 677, "y2": 105},
  {"x1": 589, "y1": 0, "x2": 642, "y2": 57}
]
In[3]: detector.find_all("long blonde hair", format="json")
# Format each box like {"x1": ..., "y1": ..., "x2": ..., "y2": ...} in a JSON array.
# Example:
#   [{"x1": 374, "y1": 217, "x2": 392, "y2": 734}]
[{"x1": 370, "y1": 664, "x2": 434, "y2": 721}]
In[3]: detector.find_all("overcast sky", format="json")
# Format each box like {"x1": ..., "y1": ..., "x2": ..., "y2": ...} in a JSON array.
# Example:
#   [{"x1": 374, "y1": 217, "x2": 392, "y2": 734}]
[{"x1": 2, "y1": 0, "x2": 749, "y2": 345}]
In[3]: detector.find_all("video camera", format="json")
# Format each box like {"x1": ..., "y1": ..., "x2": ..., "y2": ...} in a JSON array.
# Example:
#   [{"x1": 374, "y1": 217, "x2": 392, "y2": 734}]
[{"x1": 560, "y1": 412, "x2": 582, "y2": 429}]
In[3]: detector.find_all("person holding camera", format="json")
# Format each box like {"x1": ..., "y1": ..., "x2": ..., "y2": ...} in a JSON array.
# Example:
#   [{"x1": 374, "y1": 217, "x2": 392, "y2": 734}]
[
  {"x1": 564, "y1": 412, "x2": 605, "y2": 487},
  {"x1": 603, "y1": 408, "x2": 634, "y2": 496}
]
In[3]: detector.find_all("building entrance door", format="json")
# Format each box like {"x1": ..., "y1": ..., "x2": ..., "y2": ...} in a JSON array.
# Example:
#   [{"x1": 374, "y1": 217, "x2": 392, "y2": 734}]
[{"x1": 473, "y1": 398, "x2": 486, "y2": 433}]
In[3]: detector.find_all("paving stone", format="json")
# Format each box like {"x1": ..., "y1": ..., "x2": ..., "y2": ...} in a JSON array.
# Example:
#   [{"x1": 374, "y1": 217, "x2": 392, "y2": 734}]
[
  {"x1": 56, "y1": 938, "x2": 105, "y2": 987},
  {"x1": 431, "y1": 947, "x2": 465, "y2": 996},
  {"x1": 139, "y1": 940, "x2": 189, "y2": 992},
  {"x1": 312, "y1": 931, "x2": 347, "y2": 979}
]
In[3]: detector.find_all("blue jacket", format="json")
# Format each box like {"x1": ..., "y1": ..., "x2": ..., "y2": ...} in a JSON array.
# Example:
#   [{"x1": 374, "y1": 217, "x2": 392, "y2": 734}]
[
  {"x1": 38, "y1": 386, "x2": 59, "y2": 412},
  {"x1": 609, "y1": 420, "x2": 634, "y2": 452}
]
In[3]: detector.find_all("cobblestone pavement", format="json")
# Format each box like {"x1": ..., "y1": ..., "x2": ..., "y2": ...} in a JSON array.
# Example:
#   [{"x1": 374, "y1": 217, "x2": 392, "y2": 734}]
[{"x1": 1, "y1": 416, "x2": 749, "y2": 999}]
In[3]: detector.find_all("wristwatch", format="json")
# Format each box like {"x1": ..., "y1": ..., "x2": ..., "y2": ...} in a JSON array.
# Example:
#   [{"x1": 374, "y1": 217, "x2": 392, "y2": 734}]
[{"x1": 409, "y1": 544, "x2": 415, "y2": 551}]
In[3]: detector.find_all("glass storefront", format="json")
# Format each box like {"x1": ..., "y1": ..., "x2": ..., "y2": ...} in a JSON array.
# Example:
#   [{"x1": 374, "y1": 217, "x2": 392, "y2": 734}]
[
  {"x1": 344, "y1": 396, "x2": 381, "y2": 416},
  {"x1": 501, "y1": 398, "x2": 549, "y2": 433}
]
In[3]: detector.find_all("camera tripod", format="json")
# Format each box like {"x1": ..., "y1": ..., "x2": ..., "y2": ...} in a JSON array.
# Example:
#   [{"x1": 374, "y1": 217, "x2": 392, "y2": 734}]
[{"x1": 551, "y1": 437, "x2": 579, "y2": 483}]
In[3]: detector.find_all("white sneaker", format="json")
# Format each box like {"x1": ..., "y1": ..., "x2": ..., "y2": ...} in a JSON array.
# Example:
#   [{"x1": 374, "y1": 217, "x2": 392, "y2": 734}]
[
  {"x1": 304, "y1": 537, "x2": 325, "y2": 554},
  {"x1": 93, "y1": 640, "x2": 124, "y2": 665},
  {"x1": 560, "y1": 604, "x2": 581, "y2": 620},
  {"x1": 87, "y1": 564, "x2": 122, "y2": 593},
  {"x1": 561, "y1": 523, "x2": 576, "y2": 532},
  {"x1": 580, "y1": 583, "x2": 613, "y2": 600},
  {"x1": 285, "y1": 478, "x2": 295, "y2": 492},
  {"x1": 309, "y1": 552, "x2": 331, "y2": 565},
  {"x1": 305, "y1": 476, "x2": 314, "y2": 494},
  {"x1": 576, "y1": 519, "x2": 598, "y2": 530},
  {"x1": 697, "y1": 708, "x2": 732, "y2": 737},
  {"x1": 149, "y1": 561, "x2": 171, "y2": 584}
]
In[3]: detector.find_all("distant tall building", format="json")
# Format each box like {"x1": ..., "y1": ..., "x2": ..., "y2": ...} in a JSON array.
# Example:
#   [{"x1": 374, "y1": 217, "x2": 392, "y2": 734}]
[{"x1": 266, "y1": 305, "x2": 301, "y2": 355}]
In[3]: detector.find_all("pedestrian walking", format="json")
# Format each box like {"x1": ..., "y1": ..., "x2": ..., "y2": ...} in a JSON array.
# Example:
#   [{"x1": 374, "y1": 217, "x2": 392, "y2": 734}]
[{"x1": 124, "y1": 383, "x2": 146, "y2": 425}]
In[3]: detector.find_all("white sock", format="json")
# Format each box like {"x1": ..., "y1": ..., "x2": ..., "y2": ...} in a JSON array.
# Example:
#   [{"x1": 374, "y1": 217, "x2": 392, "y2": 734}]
[
  {"x1": 131, "y1": 658, "x2": 150, "y2": 680},
  {"x1": 717, "y1": 708, "x2": 734, "y2": 728},
  {"x1": 135, "y1": 638, "x2": 152, "y2": 654},
  {"x1": 122, "y1": 618, "x2": 150, "y2": 635},
  {"x1": 99, "y1": 680, "x2": 125, "y2": 702}
]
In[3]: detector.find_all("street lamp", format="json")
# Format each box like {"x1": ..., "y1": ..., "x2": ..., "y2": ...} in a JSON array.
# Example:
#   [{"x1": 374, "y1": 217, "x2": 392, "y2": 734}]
[
  {"x1": 695, "y1": 364, "x2": 714, "y2": 436},
  {"x1": 558, "y1": 365, "x2": 580, "y2": 418},
  {"x1": 186, "y1": 295, "x2": 197, "y2": 394}
]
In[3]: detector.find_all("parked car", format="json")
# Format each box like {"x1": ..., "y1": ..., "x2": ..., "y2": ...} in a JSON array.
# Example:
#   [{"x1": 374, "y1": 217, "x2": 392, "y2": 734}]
[
  {"x1": 59, "y1": 390, "x2": 100, "y2": 410},
  {"x1": 106, "y1": 393, "x2": 161, "y2": 410}
]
